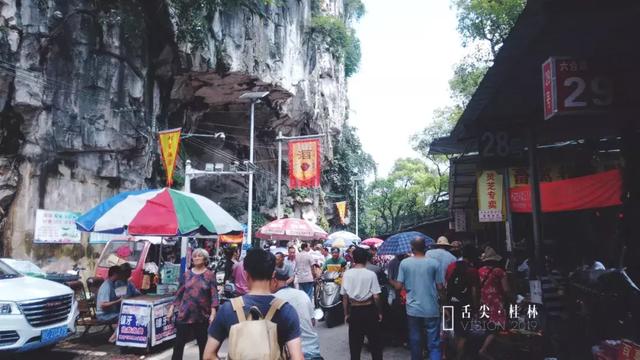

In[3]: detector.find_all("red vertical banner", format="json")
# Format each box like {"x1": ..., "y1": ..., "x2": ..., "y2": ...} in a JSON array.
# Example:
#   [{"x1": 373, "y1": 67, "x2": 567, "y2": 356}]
[
  {"x1": 289, "y1": 139, "x2": 321, "y2": 189},
  {"x1": 158, "y1": 128, "x2": 182, "y2": 187}
]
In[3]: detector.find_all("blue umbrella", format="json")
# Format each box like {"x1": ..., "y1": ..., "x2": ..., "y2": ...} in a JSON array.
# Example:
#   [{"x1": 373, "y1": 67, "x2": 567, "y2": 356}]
[{"x1": 377, "y1": 231, "x2": 434, "y2": 255}]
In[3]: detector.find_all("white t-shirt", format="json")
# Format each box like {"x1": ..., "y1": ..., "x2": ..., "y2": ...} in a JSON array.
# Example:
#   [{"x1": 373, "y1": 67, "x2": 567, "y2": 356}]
[
  {"x1": 274, "y1": 287, "x2": 321, "y2": 358},
  {"x1": 340, "y1": 268, "x2": 381, "y2": 302}
]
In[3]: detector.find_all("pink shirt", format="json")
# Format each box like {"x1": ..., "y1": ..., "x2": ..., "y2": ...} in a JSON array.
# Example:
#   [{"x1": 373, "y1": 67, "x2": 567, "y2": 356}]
[
  {"x1": 232, "y1": 261, "x2": 249, "y2": 295},
  {"x1": 296, "y1": 251, "x2": 315, "y2": 283}
]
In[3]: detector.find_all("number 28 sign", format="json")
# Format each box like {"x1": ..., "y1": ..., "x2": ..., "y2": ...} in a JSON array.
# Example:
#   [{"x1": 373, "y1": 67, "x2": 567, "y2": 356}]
[{"x1": 542, "y1": 57, "x2": 614, "y2": 120}]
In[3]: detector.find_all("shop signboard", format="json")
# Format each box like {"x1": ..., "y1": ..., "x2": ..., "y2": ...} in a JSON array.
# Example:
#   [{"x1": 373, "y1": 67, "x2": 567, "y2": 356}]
[
  {"x1": 151, "y1": 299, "x2": 176, "y2": 346},
  {"x1": 117, "y1": 303, "x2": 151, "y2": 348},
  {"x1": 477, "y1": 170, "x2": 504, "y2": 222},
  {"x1": 542, "y1": 57, "x2": 614, "y2": 120},
  {"x1": 34, "y1": 209, "x2": 82, "y2": 244},
  {"x1": 454, "y1": 209, "x2": 467, "y2": 232}
]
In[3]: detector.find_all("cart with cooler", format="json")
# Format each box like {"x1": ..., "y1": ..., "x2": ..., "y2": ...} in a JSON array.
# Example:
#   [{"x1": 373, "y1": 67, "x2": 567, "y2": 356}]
[{"x1": 75, "y1": 187, "x2": 243, "y2": 352}]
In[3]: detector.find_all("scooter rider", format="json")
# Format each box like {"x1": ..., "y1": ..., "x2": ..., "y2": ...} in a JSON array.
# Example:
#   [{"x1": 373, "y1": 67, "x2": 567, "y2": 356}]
[{"x1": 323, "y1": 248, "x2": 347, "y2": 273}]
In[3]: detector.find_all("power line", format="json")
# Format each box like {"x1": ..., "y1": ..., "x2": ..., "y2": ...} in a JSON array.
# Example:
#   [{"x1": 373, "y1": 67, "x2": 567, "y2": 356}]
[{"x1": 184, "y1": 137, "x2": 278, "y2": 181}]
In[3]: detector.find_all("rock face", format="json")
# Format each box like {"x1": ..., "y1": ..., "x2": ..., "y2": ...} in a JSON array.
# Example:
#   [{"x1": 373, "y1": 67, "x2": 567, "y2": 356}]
[{"x1": 0, "y1": 0, "x2": 347, "y2": 264}]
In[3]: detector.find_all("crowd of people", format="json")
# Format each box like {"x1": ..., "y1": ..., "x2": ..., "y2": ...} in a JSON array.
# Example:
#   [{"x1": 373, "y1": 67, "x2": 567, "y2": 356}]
[{"x1": 98, "y1": 235, "x2": 566, "y2": 360}]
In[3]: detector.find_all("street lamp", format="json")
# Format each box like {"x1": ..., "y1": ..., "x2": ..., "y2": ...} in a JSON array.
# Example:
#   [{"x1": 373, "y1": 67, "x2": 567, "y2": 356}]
[
  {"x1": 352, "y1": 176, "x2": 365, "y2": 237},
  {"x1": 240, "y1": 91, "x2": 269, "y2": 246}
]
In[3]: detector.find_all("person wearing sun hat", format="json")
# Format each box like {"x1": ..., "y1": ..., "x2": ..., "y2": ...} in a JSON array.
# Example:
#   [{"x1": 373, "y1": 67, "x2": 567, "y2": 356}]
[{"x1": 426, "y1": 235, "x2": 457, "y2": 285}]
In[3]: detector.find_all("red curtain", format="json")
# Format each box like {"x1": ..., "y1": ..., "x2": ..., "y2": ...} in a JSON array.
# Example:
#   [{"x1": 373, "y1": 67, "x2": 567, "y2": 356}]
[{"x1": 510, "y1": 169, "x2": 622, "y2": 213}]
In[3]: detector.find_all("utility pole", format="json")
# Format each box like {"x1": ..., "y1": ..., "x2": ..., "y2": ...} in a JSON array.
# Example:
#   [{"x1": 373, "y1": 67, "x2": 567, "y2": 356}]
[
  {"x1": 352, "y1": 176, "x2": 365, "y2": 237},
  {"x1": 240, "y1": 92, "x2": 269, "y2": 246},
  {"x1": 275, "y1": 133, "x2": 325, "y2": 219}
]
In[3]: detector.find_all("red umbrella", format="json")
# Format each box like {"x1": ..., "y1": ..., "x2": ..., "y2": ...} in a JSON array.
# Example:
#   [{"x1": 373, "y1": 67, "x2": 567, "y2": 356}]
[
  {"x1": 361, "y1": 238, "x2": 384, "y2": 247},
  {"x1": 255, "y1": 218, "x2": 328, "y2": 241}
]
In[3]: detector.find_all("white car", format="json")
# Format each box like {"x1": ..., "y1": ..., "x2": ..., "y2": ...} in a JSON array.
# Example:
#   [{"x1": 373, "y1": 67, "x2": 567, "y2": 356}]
[{"x1": 0, "y1": 259, "x2": 78, "y2": 353}]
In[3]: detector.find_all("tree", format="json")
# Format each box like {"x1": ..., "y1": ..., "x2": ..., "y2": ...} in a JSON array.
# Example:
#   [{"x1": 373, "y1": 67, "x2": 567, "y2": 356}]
[
  {"x1": 323, "y1": 123, "x2": 376, "y2": 233},
  {"x1": 362, "y1": 158, "x2": 444, "y2": 235},
  {"x1": 452, "y1": 0, "x2": 526, "y2": 57}
]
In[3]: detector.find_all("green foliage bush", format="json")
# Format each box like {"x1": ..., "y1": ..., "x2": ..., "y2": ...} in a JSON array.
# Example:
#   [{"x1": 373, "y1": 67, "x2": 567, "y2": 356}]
[
  {"x1": 171, "y1": 0, "x2": 279, "y2": 49},
  {"x1": 308, "y1": 15, "x2": 361, "y2": 77}
]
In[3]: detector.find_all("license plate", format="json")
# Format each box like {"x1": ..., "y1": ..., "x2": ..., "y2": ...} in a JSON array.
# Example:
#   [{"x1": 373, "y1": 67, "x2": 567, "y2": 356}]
[{"x1": 41, "y1": 325, "x2": 68, "y2": 343}]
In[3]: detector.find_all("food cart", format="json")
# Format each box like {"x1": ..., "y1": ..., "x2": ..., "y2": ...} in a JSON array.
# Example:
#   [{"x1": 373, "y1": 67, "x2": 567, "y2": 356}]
[
  {"x1": 75, "y1": 187, "x2": 244, "y2": 351},
  {"x1": 93, "y1": 236, "x2": 181, "y2": 349},
  {"x1": 116, "y1": 294, "x2": 176, "y2": 349}
]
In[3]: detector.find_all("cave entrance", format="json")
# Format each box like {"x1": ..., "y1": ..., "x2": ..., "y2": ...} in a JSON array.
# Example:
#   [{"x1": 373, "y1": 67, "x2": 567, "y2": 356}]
[{"x1": 169, "y1": 71, "x2": 293, "y2": 220}]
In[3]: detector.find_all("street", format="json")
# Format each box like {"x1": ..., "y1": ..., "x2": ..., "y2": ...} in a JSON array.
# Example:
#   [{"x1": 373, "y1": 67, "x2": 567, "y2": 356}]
[{"x1": 4, "y1": 322, "x2": 409, "y2": 360}]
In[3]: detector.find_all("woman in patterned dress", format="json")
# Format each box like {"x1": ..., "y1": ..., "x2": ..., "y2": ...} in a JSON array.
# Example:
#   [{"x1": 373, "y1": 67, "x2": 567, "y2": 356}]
[
  {"x1": 169, "y1": 248, "x2": 219, "y2": 360},
  {"x1": 478, "y1": 247, "x2": 510, "y2": 360}
]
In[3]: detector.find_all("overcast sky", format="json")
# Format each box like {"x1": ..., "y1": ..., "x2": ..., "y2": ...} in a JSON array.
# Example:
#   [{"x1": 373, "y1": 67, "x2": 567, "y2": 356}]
[{"x1": 347, "y1": 0, "x2": 465, "y2": 177}]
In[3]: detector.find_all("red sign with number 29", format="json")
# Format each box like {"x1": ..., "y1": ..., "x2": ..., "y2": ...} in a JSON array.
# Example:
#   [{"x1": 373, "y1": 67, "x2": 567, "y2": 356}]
[{"x1": 542, "y1": 57, "x2": 614, "y2": 120}]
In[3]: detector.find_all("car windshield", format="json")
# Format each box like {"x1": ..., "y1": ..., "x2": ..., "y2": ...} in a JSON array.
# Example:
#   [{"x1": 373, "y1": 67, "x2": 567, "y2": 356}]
[
  {"x1": 1, "y1": 258, "x2": 45, "y2": 276},
  {"x1": 98, "y1": 240, "x2": 144, "y2": 268},
  {"x1": 0, "y1": 260, "x2": 22, "y2": 279}
]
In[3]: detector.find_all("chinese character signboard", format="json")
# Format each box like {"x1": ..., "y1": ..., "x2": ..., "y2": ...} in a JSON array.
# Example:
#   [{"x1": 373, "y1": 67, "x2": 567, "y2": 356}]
[
  {"x1": 34, "y1": 210, "x2": 82, "y2": 244},
  {"x1": 454, "y1": 209, "x2": 467, "y2": 232},
  {"x1": 151, "y1": 299, "x2": 177, "y2": 346},
  {"x1": 158, "y1": 128, "x2": 182, "y2": 187},
  {"x1": 288, "y1": 139, "x2": 321, "y2": 189},
  {"x1": 477, "y1": 170, "x2": 504, "y2": 222},
  {"x1": 116, "y1": 303, "x2": 151, "y2": 348},
  {"x1": 542, "y1": 57, "x2": 614, "y2": 120}
]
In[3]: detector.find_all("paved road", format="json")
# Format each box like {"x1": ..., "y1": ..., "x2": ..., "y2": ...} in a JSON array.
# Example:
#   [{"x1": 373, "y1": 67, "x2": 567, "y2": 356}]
[
  {"x1": 146, "y1": 322, "x2": 410, "y2": 360},
  {"x1": 4, "y1": 321, "x2": 410, "y2": 359}
]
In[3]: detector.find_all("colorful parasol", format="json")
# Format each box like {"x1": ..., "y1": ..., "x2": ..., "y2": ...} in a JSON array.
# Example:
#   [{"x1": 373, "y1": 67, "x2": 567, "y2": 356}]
[
  {"x1": 76, "y1": 188, "x2": 243, "y2": 236},
  {"x1": 255, "y1": 218, "x2": 327, "y2": 241},
  {"x1": 323, "y1": 238, "x2": 353, "y2": 249},
  {"x1": 361, "y1": 238, "x2": 384, "y2": 247}
]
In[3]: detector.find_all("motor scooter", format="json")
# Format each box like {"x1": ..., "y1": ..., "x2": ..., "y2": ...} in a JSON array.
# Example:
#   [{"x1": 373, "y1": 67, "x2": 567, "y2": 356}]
[{"x1": 317, "y1": 271, "x2": 344, "y2": 328}]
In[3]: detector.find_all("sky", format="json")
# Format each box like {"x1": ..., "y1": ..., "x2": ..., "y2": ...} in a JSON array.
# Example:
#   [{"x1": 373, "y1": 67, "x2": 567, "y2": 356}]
[{"x1": 347, "y1": 0, "x2": 466, "y2": 177}]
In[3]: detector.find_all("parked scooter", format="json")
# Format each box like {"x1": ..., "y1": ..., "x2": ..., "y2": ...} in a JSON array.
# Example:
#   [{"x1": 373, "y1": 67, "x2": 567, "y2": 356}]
[{"x1": 317, "y1": 271, "x2": 344, "y2": 328}]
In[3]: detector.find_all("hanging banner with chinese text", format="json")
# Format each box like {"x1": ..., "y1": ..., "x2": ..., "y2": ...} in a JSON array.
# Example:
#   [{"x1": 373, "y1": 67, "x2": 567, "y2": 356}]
[
  {"x1": 335, "y1": 201, "x2": 347, "y2": 225},
  {"x1": 510, "y1": 169, "x2": 622, "y2": 213},
  {"x1": 477, "y1": 170, "x2": 504, "y2": 222},
  {"x1": 288, "y1": 139, "x2": 321, "y2": 189},
  {"x1": 158, "y1": 128, "x2": 182, "y2": 187}
]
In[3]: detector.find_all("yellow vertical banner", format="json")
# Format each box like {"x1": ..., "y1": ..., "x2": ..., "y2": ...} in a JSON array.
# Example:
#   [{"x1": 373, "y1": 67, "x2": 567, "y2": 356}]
[
  {"x1": 477, "y1": 170, "x2": 504, "y2": 222},
  {"x1": 158, "y1": 128, "x2": 182, "y2": 187},
  {"x1": 335, "y1": 201, "x2": 347, "y2": 225}
]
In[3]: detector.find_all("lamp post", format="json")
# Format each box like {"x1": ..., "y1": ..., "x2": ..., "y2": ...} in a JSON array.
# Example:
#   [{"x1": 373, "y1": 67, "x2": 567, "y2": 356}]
[
  {"x1": 240, "y1": 91, "x2": 269, "y2": 246},
  {"x1": 352, "y1": 176, "x2": 364, "y2": 237}
]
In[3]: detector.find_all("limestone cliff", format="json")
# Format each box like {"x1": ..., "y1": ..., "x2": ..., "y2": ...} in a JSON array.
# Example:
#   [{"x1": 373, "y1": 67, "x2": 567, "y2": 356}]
[{"x1": 0, "y1": 0, "x2": 347, "y2": 264}]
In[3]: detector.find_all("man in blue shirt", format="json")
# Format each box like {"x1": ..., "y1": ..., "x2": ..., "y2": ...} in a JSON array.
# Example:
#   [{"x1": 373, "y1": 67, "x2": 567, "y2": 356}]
[
  {"x1": 96, "y1": 265, "x2": 123, "y2": 343},
  {"x1": 392, "y1": 237, "x2": 444, "y2": 360},
  {"x1": 204, "y1": 248, "x2": 303, "y2": 360}
]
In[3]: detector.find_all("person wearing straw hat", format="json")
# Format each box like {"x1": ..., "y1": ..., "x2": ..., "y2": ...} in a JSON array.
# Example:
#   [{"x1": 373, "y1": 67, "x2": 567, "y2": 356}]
[
  {"x1": 427, "y1": 236, "x2": 457, "y2": 287},
  {"x1": 478, "y1": 246, "x2": 510, "y2": 360}
]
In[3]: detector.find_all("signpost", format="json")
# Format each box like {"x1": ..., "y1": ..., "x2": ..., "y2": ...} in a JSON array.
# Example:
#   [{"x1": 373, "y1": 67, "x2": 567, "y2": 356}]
[
  {"x1": 542, "y1": 57, "x2": 614, "y2": 120},
  {"x1": 34, "y1": 210, "x2": 82, "y2": 244}
]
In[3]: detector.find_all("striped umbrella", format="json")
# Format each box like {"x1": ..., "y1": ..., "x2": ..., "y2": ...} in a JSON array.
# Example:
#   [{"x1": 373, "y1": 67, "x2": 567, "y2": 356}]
[
  {"x1": 377, "y1": 231, "x2": 434, "y2": 255},
  {"x1": 324, "y1": 231, "x2": 360, "y2": 248},
  {"x1": 76, "y1": 188, "x2": 243, "y2": 236},
  {"x1": 255, "y1": 218, "x2": 328, "y2": 241}
]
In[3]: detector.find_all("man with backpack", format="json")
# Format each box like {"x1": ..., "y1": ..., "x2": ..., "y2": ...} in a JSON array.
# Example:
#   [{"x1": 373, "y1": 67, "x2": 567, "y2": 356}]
[
  {"x1": 445, "y1": 245, "x2": 480, "y2": 360},
  {"x1": 204, "y1": 247, "x2": 304, "y2": 360}
]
